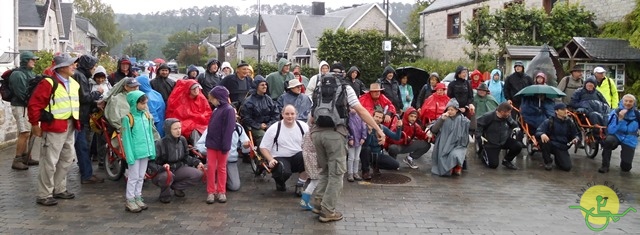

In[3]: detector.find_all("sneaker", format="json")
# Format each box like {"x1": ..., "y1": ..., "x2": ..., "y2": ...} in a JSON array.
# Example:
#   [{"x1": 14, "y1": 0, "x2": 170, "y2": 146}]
[
  {"x1": 174, "y1": 189, "x2": 185, "y2": 198},
  {"x1": 159, "y1": 196, "x2": 171, "y2": 204},
  {"x1": 135, "y1": 197, "x2": 148, "y2": 210},
  {"x1": 217, "y1": 194, "x2": 227, "y2": 203},
  {"x1": 501, "y1": 160, "x2": 518, "y2": 170},
  {"x1": 544, "y1": 163, "x2": 553, "y2": 171},
  {"x1": 310, "y1": 197, "x2": 322, "y2": 214},
  {"x1": 598, "y1": 166, "x2": 609, "y2": 173},
  {"x1": 53, "y1": 191, "x2": 75, "y2": 199},
  {"x1": 353, "y1": 173, "x2": 362, "y2": 181},
  {"x1": 300, "y1": 192, "x2": 312, "y2": 210},
  {"x1": 362, "y1": 171, "x2": 372, "y2": 180},
  {"x1": 11, "y1": 157, "x2": 28, "y2": 170},
  {"x1": 36, "y1": 197, "x2": 58, "y2": 206},
  {"x1": 319, "y1": 208, "x2": 344, "y2": 223},
  {"x1": 81, "y1": 175, "x2": 105, "y2": 184},
  {"x1": 347, "y1": 174, "x2": 355, "y2": 182},
  {"x1": 403, "y1": 156, "x2": 419, "y2": 169},
  {"x1": 206, "y1": 193, "x2": 216, "y2": 204},
  {"x1": 125, "y1": 199, "x2": 142, "y2": 213}
]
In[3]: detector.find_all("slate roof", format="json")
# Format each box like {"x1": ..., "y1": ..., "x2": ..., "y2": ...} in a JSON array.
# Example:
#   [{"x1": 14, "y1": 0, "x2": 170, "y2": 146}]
[
  {"x1": 75, "y1": 16, "x2": 90, "y2": 33},
  {"x1": 19, "y1": 0, "x2": 44, "y2": 27},
  {"x1": 504, "y1": 45, "x2": 559, "y2": 58},
  {"x1": 297, "y1": 15, "x2": 343, "y2": 48},
  {"x1": 421, "y1": 0, "x2": 480, "y2": 14},
  {"x1": 327, "y1": 3, "x2": 372, "y2": 29},
  {"x1": 567, "y1": 37, "x2": 640, "y2": 61},
  {"x1": 237, "y1": 34, "x2": 259, "y2": 49},
  {"x1": 260, "y1": 15, "x2": 295, "y2": 52},
  {"x1": 59, "y1": 2, "x2": 73, "y2": 40}
]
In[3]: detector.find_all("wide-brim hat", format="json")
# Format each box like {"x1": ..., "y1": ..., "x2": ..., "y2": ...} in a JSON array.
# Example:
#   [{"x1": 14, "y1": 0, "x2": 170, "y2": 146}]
[
  {"x1": 52, "y1": 53, "x2": 78, "y2": 70},
  {"x1": 369, "y1": 83, "x2": 384, "y2": 91},
  {"x1": 570, "y1": 65, "x2": 582, "y2": 72},
  {"x1": 287, "y1": 79, "x2": 303, "y2": 89},
  {"x1": 476, "y1": 83, "x2": 490, "y2": 92}
]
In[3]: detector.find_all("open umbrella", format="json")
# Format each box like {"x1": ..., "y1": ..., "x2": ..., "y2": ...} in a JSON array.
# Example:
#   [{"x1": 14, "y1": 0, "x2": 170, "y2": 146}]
[
  {"x1": 395, "y1": 66, "x2": 429, "y2": 106},
  {"x1": 153, "y1": 58, "x2": 165, "y2": 64},
  {"x1": 515, "y1": 85, "x2": 566, "y2": 98}
]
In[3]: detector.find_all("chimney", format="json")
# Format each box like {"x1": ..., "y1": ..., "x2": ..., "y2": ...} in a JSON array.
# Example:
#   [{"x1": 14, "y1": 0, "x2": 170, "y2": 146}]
[
  {"x1": 311, "y1": 2, "x2": 325, "y2": 16},
  {"x1": 236, "y1": 24, "x2": 243, "y2": 35}
]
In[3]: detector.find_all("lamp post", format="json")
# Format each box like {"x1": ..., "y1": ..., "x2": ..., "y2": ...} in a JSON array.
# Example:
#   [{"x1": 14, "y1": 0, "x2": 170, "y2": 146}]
[
  {"x1": 257, "y1": 0, "x2": 262, "y2": 75},
  {"x1": 384, "y1": 0, "x2": 390, "y2": 67},
  {"x1": 208, "y1": 12, "x2": 223, "y2": 61}
]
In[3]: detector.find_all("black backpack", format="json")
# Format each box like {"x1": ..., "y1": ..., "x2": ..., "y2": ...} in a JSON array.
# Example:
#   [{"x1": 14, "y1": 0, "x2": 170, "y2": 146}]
[
  {"x1": 0, "y1": 69, "x2": 15, "y2": 102},
  {"x1": 29, "y1": 76, "x2": 59, "y2": 123},
  {"x1": 311, "y1": 73, "x2": 349, "y2": 128}
]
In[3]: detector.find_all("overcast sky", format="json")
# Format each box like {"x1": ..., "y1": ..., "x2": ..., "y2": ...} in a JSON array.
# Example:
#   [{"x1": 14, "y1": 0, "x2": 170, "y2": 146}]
[{"x1": 96, "y1": 0, "x2": 416, "y2": 15}]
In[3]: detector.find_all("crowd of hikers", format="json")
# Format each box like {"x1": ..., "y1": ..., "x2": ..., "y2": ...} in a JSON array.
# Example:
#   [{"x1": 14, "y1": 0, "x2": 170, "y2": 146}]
[{"x1": 2, "y1": 51, "x2": 638, "y2": 222}]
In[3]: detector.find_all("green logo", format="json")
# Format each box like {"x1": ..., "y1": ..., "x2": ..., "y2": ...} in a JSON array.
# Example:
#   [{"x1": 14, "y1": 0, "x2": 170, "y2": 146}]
[{"x1": 569, "y1": 183, "x2": 636, "y2": 231}]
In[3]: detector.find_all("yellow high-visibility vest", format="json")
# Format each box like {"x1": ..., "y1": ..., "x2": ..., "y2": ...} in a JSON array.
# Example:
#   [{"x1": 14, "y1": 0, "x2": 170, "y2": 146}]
[{"x1": 44, "y1": 77, "x2": 80, "y2": 120}]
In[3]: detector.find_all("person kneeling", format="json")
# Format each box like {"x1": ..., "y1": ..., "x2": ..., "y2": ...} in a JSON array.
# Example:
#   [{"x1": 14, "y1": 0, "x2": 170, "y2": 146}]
[
  {"x1": 599, "y1": 94, "x2": 639, "y2": 173},
  {"x1": 151, "y1": 118, "x2": 204, "y2": 203},
  {"x1": 430, "y1": 99, "x2": 470, "y2": 176},
  {"x1": 360, "y1": 110, "x2": 402, "y2": 180},
  {"x1": 535, "y1": 103, "x2": 579, "y2": 171},
  {"x1": 476, "y1": 102, "x2": 521, "y2": 170}
]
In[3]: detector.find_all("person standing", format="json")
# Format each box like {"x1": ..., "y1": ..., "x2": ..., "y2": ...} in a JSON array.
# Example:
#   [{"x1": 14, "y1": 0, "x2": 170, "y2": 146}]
[
  {"x1": 535, "y1": 103, "x2": 580, "y2": 171},
  {"x1": 344, "y1": 66, "x2": 367, "y2": 97},
  {"x1": 304, "y1": 61, "x2": 330, "y2": 97},
  {"x1": 593, "y1": 66, "x2": 619, "y2": 108},
  {"x1": 108, "y1": 56, "x2": 133, "y2": 86},
  {"x1": 447, "y1": 66, "x2": 476, "y2": 131},
  {"x1": 415, "y1": 73, "x2": 440, "y2": 109},
  {"x1": 486, "y1": 69, "x2": 506, "y2": 104},
  {"x1": 197, "y1": 58, "x2": 222, "y2": 95},
  {"x1": 598, "y1": 94, "x2": 639, "y2": 173},
  {"x1": 150, "y1": 64, "x2": 175, "y2": 103},
  {"x1": 8, "y1": 51, "x2": 40, "y2": 170},
  {"x1": 291, "y1": 63, "x2": 309, "y2": 93},
  {"x1": 504, "y1": 61, "x2": 533, "y2": 109},
  {"x1": 28, "y1": 53, "x2": 80, "y2": 206},
  {"x1": 219, "y1": 62, "x2": 254, "y2": 108},
  {"x1": 557, "y1": 65, "x2": 584, "y2": 104},
  {"x1": 205, "y1": 86, "x2": 236, "y2": 204},
  {"x1": 377, "y1": 65, "x2": 402, "y2": 114},
  {"x1": 266, "y1": 58, "x2": 294, "y2": 100},
  {"x1": 309, "y1": 73, "x2": 384, "y2": 222},
  {"x1": 398, "y1": 75, "x2": 413, "y2": 112}
]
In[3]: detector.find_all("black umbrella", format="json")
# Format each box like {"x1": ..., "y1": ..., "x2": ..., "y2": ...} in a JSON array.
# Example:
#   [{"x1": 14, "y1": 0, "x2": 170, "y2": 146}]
[{"x1": 395, "y1": 66, "x2": 429, "y2": 106}]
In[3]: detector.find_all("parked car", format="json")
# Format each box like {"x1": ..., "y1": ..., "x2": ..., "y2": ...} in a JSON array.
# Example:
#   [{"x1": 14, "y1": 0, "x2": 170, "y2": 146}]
[{"x1": 167, "y1": 61, "x2": 178, "y2": 73}]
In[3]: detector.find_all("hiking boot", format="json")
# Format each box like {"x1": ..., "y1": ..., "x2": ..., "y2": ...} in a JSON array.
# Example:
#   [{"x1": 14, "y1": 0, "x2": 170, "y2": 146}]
[
  {"x1": 598, "y1": 166, "x2": 609, "y2": 173},
  {"x1": 23, "y1": 155, "x2": 39, "y2": 166},
  {"x1": 276, "y1": 181, "x2": 286, "y2": 192},
  {"x1": 206, "y1": 193, "x2": 216, "y2": 204},
  {"x1": 347, "y1": 174, "x2": 355, "y2": 182},
  {"x1": 311, "y1": 197, "x2": 322, "y2": 214},
  {"x1": 174, "y1": 189, "x2": 185, "y2": 197},
  {"x1": 217, "y1": 194, "x2": 227, "y2": 203},
  {"x1": 135, "y1": 197, "x2": 148, "y2": 210},
  {"x1": 36, "y1": 197, "x2": 58, "y2": 206},
  {"x1": 125, "y1": 199, "x2": 142, "y2": 213},
  {"x1": 373, "y1": 167, "x2": 381, "y2": 176},
  {"x1": 11, "y1": 157, "x2": 28, "y2": 170},
  {"x1": 159, "y1": 196, "x2": 171, "y2": 204},
  {"x1": 319, "y1": 208, "x2": 343, "y2": 223},
  {"x1": 403, "y1": 156, "x2": 418, "y2": 169},
  {"x1": 501, "y1": 160, "x2": 518, "y2": 170},
  {"x1": 362, "y1": 171, "x2": 372, "y2": 180},
  {"x1": 81, "y1": 175, "x2": 105, "y2": 184},
  {"x1": 353, "y1": 173, "x2": 362, "y2": 181},
  {"x1": 544, "y1": 163, "x2": 553, "y2": 171},
  {"x1": 53, "y1": 191, "x2": 75, "y2": 199}
]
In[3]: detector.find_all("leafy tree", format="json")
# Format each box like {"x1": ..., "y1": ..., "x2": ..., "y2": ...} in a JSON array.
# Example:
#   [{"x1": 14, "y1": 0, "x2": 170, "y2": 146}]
[
  {"x1": 74, "y1": 0, "x2": 123, "y2": 54},
  {"x1": 161, "y1": 31, "x2": 200, "y2": 60},
  {"x1": 405, "y1": 0, "x2": 433, "y2": 46},
  {"x1": 33, "y1": 51, "x2": 54, "y2": 75},
  {"x1": 317, "y1": 29, "x2": 417, "y2": 84},
  {"x1": 123, "y1": 42, "x2": 148, "y2": 59},
  {"x1": 177, "y1": 45, "x2": 208, "y2": 67},
  {"x1": 600, "y1": 0, "x2": 640, "y2": 48}
]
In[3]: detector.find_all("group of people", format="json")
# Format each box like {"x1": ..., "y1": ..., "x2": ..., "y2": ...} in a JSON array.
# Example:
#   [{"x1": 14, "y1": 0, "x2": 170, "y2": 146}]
[{"x1": 4, "y1": 51, "x2": 638, "y2": 222}]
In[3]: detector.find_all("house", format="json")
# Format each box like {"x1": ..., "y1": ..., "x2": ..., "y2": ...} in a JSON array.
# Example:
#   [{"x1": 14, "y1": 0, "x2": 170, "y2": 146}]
[
  {"x1": 226, "y1": 27, "x2": 258, "y2": 62},
  {"x1": 0, "y1": 0, "x2": 18, "y2": 71},
  {"x1": 256, "y1": 14, "x2": 296, "y2": 63},
  {"x1": 558, "y1": 37, "x2": 640, "y2": 92},
  {"x1": 74, "y1": 16, "x2": 107, "y2": 55},
  {"x1": 284, "y1": 2, "x2": 409, "y2": 67},
  {"x1": 59, "y1": 2, "x2": 75, "y2": 53},
  {"x1": 419, "y1": 0, "x2": 638, "y2": 61},
  {"x1": 200, "y1": 32, "x2": 232, "y2": 61},
  {"x1": 18, "y1": 0, "x2": 65, "y2": 52},
  {"x1": 501, "y1": 45, "x2": 559, "y2": 74}
]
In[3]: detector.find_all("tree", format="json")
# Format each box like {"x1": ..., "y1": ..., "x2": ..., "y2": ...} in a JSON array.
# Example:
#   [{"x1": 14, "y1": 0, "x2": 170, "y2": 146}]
[
  {"x1": 405, "y1": 0, "x2": 433, "y2": 46},
  {"x1": 161, "y1": 31, "x2": 200, "y2": 60},
  {"x1": 74, "y1": 0, "x2": 123, "y2": 54},
  {"x1": 317, "y1": 29, "x2": 417, "y2": 84},
  {"x1": 123, "y1": 42, "x2": 148, "y2": 59},
  {"x1": 600, "y1": 0, "x2": 640, "y2": 48},
  {"x1": 177, "y1": 44, "x2": 207, "y2": 67}
]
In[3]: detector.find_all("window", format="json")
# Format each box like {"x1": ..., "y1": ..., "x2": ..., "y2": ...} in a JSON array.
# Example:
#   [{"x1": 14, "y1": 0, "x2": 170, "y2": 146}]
[
  {"x1": 238, "y1": 51, "x2": 243, "y2": 60},
  {"x1": 447, "y1": 12, "x2": 461, "y2": 38},
  {"x1": 260, "y1": 35, "x2": 266, "y2": 46},
  {"x1": 296, "y1": 30, "x2": 303, "y2": 46}
]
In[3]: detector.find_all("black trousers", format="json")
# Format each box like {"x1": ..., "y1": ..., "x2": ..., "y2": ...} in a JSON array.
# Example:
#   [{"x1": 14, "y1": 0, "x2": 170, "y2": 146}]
[
  {"x1": 540, "y1": 142, "x2": 572, "y2": 171},
  {"x1": 272, "y1": 151, "x2": 305, "y2": 185},
  {"x1": 481, "y1": 138, "x2": 521, "y2": 169},
  {"x1": 388, "y1": 140, "x2": 431, "y2": 159},
  {"x1": 360, "y1": 147, "x2": 400, "y2": 172},
  {"x1": 601, "y1": 135, "x2": 635, "y2": 171}
]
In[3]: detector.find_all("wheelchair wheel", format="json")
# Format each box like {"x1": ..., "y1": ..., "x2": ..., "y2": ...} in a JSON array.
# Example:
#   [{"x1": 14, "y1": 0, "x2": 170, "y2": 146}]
[
  {"x1": 251, "y1": 156, "x2": 265, "y2": 176},
  {"x1": 523, "y1": 135, "x2": 535, "y2": 156},
  {"x1": 584, "y1": 138, "x2": 599, "y2": 159},
  {"x1": 105, "y1": 149, "x2": 125, "y2": 181}
]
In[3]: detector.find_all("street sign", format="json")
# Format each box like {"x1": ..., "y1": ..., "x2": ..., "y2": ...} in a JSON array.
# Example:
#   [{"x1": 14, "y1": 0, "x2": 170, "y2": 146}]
[{"x1": 383, "y1": 40, "x2": 392, "y2": 52}]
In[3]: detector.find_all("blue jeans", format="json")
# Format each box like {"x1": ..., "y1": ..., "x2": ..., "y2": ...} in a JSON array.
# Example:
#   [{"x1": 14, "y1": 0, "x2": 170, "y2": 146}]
[{"x1": 75, "y1": 124, "x2": 93, "y2": 180}]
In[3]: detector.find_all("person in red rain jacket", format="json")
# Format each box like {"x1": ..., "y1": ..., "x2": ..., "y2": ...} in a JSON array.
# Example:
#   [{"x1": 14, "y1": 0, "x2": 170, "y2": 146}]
[
  {"x1": 470, "y1": 69, "x2": 484, "y2": 90},
  {"x1": 419, "y1": 83, "x2": 450, "y2": 125},
  {"x1": 359, "y1": 83, "x2": 397, "y2": 129},
  {"x1": 387, "y1": 107, "x2": 431, "y2": 169}
]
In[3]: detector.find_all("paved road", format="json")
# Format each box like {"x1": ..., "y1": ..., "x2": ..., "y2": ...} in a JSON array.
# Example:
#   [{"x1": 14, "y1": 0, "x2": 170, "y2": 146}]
[{"x1": 0, "y1": 140, "x2": 638, "y2": 234}]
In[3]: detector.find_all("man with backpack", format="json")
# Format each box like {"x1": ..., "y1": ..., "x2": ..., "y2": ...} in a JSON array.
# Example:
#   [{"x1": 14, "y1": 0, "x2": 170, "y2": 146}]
[
  {"x1": 7, "y1": 51, "x2": 40, "y2": 170},
  {"x1": 28, "y1": 53, "x2": 81, "y2": 206},
  {"x1": 557, "y1": 65, "x2": 583, "y2": 105},
  {"x1": 535, "y1": 103, "x2": 580, "y2": 171},
  {"x1": 259, "y1": 105, "x2": 309, "y2": 192},
  {"x1": 309, "y1": 73, "x2": 385, "y2": 222},
  {"x1": 593, "y1": 66, "x2": 619, "y2": 108}
]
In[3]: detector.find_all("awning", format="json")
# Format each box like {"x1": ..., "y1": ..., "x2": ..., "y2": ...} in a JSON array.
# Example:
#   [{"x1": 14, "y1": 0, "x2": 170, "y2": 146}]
[
  {"x1": 292, "y1": 47, "x2": 310, "y2": 57},
  {"x1": 0, "y1": 52, "x2": 19, "y2": 64}
]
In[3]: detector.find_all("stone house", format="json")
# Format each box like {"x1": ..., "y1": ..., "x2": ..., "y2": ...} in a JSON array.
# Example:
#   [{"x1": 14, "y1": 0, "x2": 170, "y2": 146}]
[
  {"x1": 74, "y1": 16, "x2": 107, "y2": 55},
  {"x1": 18, "y1": 0, "x2": 65, "y2": 52},
  {"x1": 419, "y1": 0, "x2": 637, "y2": 61}
]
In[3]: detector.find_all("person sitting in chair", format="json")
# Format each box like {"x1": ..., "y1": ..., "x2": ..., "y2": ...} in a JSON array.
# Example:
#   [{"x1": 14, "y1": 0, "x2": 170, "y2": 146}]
[{"x1": 569, "y1": 77, "x2": 610, "y2": 127}]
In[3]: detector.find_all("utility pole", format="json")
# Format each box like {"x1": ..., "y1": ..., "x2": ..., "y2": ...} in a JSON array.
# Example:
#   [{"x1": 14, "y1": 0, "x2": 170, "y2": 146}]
[
  {"x1": 257, "y1": 0, "x2": 262, "y2": 75},
  {"x1": 384, "y1": 0, "x2": 390, "y2": 67},
  {"x1": 14, "y1": 0, "x2": 19, "y2": 67}
]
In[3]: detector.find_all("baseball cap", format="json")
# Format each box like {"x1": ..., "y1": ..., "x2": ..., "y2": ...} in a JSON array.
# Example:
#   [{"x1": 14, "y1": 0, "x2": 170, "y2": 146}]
[
  {"x1": 593, "y1": 67, "x2": 606, "y2": 73},
  {"x1": 125, "y1": 78, "x2": 140, "y2": 87}
]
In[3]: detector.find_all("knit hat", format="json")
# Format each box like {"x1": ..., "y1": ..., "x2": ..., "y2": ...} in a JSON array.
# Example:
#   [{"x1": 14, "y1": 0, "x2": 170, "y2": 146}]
[
  {"x1": 209, "y1": 86, "x2": 230, "y2": 104},
  {"x1": 158, "y1": 63, "x2": 170, "y2": 71},
  {"x1": 585, "y1": 76, "x2": 597, "y2": 87},
  {"x1": 554, "y1": 103, "x2": 567, "y2": 110},
  {"x1": 446, "y1": 98, "x2": 460, "y2": 109}
]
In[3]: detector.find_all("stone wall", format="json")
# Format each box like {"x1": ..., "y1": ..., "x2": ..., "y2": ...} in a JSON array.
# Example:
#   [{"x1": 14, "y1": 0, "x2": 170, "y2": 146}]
[
  {"x1": 0, "y1": 101, "x2": 18, "y2": 148},
  {"x1": 573, "y1": 0, "x2": 637, "y2": 26}
]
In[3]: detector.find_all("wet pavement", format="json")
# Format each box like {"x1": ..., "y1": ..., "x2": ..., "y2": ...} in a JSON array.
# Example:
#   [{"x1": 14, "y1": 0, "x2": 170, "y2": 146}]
[{"x1": 0, "y1": 139, "x2": 638, "y2": 234}]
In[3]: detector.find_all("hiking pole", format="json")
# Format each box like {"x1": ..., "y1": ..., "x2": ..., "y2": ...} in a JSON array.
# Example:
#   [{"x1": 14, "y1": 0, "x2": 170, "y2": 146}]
[{"x1": 26, "y1": 132, "x2": 36, "y2": 162}]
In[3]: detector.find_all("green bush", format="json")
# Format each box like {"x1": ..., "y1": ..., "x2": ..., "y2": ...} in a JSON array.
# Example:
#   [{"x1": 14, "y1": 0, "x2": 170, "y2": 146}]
[{"x1": 33, "y1": 50, "x2": 54, "y2": 75}]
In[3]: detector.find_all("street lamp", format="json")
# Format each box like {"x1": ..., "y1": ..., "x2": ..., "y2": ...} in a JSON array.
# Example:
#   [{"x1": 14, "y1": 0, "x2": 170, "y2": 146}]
[
  {"x1": 257, "y1": 0, "x2": 261, "y2": 75},
  {"x1": 208, "y1": 12, "x2": 223, "y2": 61}
]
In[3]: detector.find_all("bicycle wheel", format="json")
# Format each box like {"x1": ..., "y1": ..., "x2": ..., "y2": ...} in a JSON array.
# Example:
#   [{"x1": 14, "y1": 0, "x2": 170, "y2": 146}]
[
  {"x1": 105, "y1": 149, "x2": 125, "y2": 181},
  {"x1": 583, "y1": 131, "x2": 599, "y2": 159}
]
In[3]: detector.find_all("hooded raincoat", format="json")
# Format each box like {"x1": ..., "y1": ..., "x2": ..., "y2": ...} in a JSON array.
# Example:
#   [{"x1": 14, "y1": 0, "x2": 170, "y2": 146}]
[
  {"x1": 197, "y1": 58, "x2": 222, "y2": 94},
  {"x1": 220, "y1": 62, "x2": 234, "y2": 77},
  {"x1": 473, "y1": 92, "x2": 499, "y2": 119},
  {"x1": 419, "y1": 84, "x2": 450, "y2": 124},
  {"x1": 470, "y1": 69, "x2": 484, "y2": 90},
  {"x1": 266, "y1": 58, "x2": 295, "y2": 100},
  {"x1": 305, "y1": 61, "x2": 329, "y2": 96},
  {"x1": 447, "y1": 66, "x2": 474, "y2": 108},
  {"x1": 606, "y1": 99, "x2": 639, "y2": 148},
  {"x1": 240, "y1": 77, "x2": 280, "y2": 130},
  {"x1": 108, "y1": 56, "x2": 133, "y2": 86},
  {"x1": 104, "y1": 78, "x2": 133, "y2": 130},
  {"x1": 121, "y1": 90, "x2": 156, "y2": 164},
  {"x1": 154, "y1": 118, "x2": 201, "y2": 171},
  {"x1": 184, "y1": 65, "x2": 199, "y2": 80},
  {"x1": 378, "y1": 66, "x2": 402, "y2": 113},
  {"x1": 276, "y1": 90, "x2": 312, "y2": 121},
  {"x1": 165, "y1": 79, "x2": 212, "y2": 138},
  {"x1": 8, "y1": 52, "x2": 37, "y2": 106},
  {"x1": 150, "y1": 64, "x2": 176, "y2": 103},
  {"x1": 137, "y1": 75, "x2": 166, "y2": 137},
  {"x1": 486, "y1": 69, "x2": 505, "y2": 103},
  {"x1": 430, "y1": 99, "x2": 469, "y2": 176},
  {"x1": 344, "y1": 66, "x2": 367, "y2": 97}
]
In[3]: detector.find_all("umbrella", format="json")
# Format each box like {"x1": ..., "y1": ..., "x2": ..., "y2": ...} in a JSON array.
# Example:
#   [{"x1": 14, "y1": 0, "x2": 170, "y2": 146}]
[
  {"x1": 515, "y1": 85, "x2": 566, "y2": 98},
  {"x1": 153, "y1": 58, "x2": 166, "y2": 64},
  {"x1": 395, "y1": 66, "x2": 429, "y2": 106}
]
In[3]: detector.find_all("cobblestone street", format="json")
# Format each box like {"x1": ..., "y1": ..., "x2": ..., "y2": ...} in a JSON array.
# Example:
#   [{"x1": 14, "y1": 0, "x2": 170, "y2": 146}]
[{"x1": 0, "y1": 141, "x2": 638, "y2": 234}]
